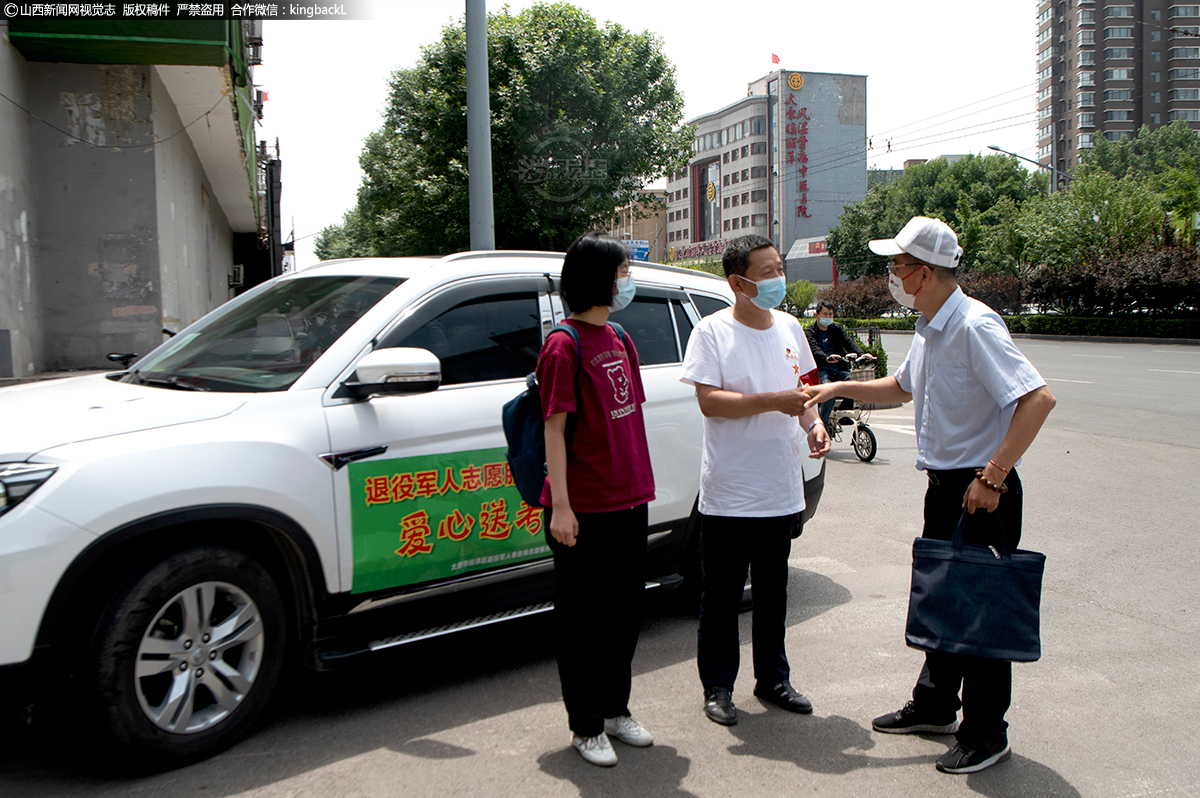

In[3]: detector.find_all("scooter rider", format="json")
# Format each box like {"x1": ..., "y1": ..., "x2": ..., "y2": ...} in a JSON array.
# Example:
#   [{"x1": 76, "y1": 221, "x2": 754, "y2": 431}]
[{"x1": 804, "y1": 301, "x2": 872, "y2": 434}]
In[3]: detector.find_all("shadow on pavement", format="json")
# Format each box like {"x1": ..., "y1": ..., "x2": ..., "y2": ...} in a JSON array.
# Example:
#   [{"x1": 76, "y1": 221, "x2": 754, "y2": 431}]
[
  {"x1": 0, "y1": 567, "x2": 850, "y2": 796},
  {"x1": 724, "y1": 709, "x2": 1080, "y2": 795},
  {"x1": 537, "y1": 743, "x2": 697, "y2": 798}
]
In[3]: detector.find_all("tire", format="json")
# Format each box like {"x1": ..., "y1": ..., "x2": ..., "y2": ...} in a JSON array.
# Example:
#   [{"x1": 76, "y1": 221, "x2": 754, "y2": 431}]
[
  {"x1": 89, "y1": 546, "x2": 286, "y2": 769},
  {"x1": 853, "y1": 425, "x2": 877, "y2": 462}
]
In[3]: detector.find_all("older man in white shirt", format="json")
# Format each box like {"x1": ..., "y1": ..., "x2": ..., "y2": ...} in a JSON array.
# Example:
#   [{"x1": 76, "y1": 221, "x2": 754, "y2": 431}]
[{"x1": 804, "y1": 216, "x2": 1056, "y2": 775}]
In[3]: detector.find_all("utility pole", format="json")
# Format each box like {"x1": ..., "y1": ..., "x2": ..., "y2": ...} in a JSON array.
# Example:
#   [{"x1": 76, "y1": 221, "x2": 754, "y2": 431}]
[{"x1": 466, "y1": 0, "x2": 495, "y2": 250}]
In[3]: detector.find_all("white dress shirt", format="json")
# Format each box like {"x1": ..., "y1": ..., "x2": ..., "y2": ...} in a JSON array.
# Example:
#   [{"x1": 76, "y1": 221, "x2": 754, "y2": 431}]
[{"x1": 894, "y1": 288, "x2": 1046, "y2": 471}]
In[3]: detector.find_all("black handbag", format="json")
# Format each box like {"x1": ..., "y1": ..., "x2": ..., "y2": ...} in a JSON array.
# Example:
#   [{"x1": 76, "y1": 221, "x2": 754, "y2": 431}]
[{"x1": 904, "y1": 512, "x2": 1046, "y2": 662}]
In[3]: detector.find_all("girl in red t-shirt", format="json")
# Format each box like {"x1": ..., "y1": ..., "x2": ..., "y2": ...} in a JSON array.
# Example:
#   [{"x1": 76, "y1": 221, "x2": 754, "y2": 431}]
[{"x1": 537, "y1": 232, "x2": 656, "y2": 767}]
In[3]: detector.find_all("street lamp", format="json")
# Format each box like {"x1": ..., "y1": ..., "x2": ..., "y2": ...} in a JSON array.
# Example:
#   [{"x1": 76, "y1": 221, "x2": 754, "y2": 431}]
[{"x1": 987, "y1": 145, "x2": 1070, "y2": 193}]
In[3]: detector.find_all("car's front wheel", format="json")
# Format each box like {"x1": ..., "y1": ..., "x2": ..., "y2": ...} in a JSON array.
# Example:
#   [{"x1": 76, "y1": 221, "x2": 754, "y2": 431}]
[{"x1": 89, "y1": 546, "x2": 286, "y2": 768}]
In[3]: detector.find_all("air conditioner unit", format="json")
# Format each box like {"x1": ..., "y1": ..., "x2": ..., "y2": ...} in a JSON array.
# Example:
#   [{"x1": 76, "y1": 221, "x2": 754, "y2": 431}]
[{"x1": 230, "y1": 264, "x2": 245, "y2": 287}]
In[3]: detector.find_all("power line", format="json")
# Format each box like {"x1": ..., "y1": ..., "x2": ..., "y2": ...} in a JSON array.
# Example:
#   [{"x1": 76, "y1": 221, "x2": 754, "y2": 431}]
[{"x1": 0, "y1": 88, "x2": 228, "y2": 150}]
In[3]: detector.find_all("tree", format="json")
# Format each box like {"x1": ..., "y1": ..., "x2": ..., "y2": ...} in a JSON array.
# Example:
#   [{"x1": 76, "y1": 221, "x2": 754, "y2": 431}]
[
  {"x1": 314, "y1": 206, "x2": 371, "y2": 262},
  {"x1": 826, "y1": 154, "x2": 1045, "y2": 278},
  {"x1": 321, "y1": 3, "x2": 692, "y2": 257},
  {"x1": 784, "y1": 280, "x2": 817, "y2": 316}
]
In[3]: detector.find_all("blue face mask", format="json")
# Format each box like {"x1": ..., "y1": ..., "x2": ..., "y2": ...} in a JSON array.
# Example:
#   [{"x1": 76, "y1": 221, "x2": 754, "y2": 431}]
[
  {"x1": 817, "y1": 316, "x2": 834, "y2": 327},
  {"x1": 738, "y1": 274, "x2": 786, "y2": 310},
  {"x1": 610, "y1": 275, "x2": 636, "y2": 312}
]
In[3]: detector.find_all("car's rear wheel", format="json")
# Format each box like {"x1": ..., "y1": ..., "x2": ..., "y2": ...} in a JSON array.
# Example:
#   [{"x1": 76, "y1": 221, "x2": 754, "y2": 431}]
[{"x1": 89, "y1": 546, "x2": 285, "y2": 768}]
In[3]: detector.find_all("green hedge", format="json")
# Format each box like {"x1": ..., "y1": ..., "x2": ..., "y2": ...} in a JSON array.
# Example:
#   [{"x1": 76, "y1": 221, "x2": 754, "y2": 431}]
[{"x1": 807, "y1": 315, "x2": 1198, "y2": 339}]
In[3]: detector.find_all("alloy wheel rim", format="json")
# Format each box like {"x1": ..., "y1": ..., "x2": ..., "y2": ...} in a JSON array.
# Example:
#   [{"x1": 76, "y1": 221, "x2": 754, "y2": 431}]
[{"x1": 133, "y1": 581, "x2": 266, "y2": 734}]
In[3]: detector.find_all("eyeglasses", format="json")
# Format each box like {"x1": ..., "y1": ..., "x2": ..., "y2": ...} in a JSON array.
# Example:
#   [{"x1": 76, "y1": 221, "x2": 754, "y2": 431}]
[{"x1": 887, "y1": 259, "x2": 925, "y2": 278}]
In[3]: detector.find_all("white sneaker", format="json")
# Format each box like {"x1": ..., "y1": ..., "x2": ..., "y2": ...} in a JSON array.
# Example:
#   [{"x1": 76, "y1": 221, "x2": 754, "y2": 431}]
[
  {"x1": 571, "y1": 732, "x2": 618, "y2": 767},
  {"x1": 604, "y1": 715, "x2": 654, "y2": 747}
]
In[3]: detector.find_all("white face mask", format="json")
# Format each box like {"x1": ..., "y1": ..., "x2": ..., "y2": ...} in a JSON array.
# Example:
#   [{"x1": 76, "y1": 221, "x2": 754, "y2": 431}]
[
  {"x1": 888, "y1": 265, "x2": 924, "y2": 310},
  {"x1": 816, "y1": 316, "x2": 834, "y2": 327}
]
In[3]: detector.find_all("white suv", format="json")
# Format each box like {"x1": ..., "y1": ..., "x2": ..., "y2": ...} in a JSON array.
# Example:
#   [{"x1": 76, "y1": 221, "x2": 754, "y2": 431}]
[{"x1": 0, "y1": 251, "x2": 825, "y2": 766}]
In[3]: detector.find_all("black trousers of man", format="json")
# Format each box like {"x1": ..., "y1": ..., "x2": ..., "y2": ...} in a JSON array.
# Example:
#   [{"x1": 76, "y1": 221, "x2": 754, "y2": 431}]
[
  {"x1": 697, "y1": 513, "x2": 795, "y2": 692},
  {"x1": 914, "y1": 467, "x2": 1023, "y2": 747},
  {"x1": 545, "y1": 503, "x2": 648, "y2": 738}
]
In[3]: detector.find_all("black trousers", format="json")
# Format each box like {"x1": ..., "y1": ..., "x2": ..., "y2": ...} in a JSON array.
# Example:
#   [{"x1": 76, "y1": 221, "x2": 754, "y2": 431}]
[
  {"x1": 913, "y1": 467, "x2": 1023, "y2": 747},
  {"x1": 546, "y1": 503, "x2": 648, "y2": 737},
  {"x1": 696, "y1": 513, "x2": 795, "y2": 692}
]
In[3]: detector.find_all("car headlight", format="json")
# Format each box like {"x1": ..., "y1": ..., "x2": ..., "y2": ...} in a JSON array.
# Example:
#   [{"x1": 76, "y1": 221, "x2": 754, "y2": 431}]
[{"x1": 0, "y1": 463, "x2": 59, "y2": 517}]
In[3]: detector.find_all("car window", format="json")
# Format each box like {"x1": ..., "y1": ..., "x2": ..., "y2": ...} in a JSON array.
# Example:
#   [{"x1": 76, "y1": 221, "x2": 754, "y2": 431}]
[
  {"x1": 123, "y1": 275, "x2": 404, "y2": 392},
  {"x1": 391, "y1": 292, "x2": 541, "y2": 385},
  {"x1": 690, "y1": 293, "x2": 730, "y2": 318},
  {"x1": 672, "y1": 299, "x2": 693, "y2": 356},
  {"x1": 618, "y1": 296, "x2": 678, "y2": 365}
]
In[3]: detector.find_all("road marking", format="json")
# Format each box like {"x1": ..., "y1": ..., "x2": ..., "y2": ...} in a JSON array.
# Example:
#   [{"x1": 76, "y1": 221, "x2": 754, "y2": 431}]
[
  {"x1": 867, "y1": 423, "x2": 917, "y2": 436},
  {"x1": 1073, "y1": 354, "x2": 1123, "y2": 359},
  {"x1": 1152, "y1": 350, "x2": 1200, "y2": 355},
  {"x1": 1147, "y1": 368, "x2": 1200, "y2": 375},
  {"x1": 1047, "y1": 377, "x2": 1095, "y2": 384}
]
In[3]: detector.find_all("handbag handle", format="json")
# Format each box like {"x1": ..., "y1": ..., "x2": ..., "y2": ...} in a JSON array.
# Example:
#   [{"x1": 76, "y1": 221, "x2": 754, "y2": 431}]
[{"x1": 951, "y1": 511, "x2": 1013, "y2": 559}]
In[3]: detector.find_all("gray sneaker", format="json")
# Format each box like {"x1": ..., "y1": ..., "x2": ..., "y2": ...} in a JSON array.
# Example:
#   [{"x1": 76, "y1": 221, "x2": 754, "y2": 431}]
[
  {"x1": 604, "y1": 715, "x2": 654, "y2": 747},
  {"x1": 571, "y1": 732, "x2": 618, "y2": 767}
]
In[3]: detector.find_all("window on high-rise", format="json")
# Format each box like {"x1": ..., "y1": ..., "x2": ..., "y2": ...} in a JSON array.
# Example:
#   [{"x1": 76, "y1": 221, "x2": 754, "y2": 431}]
[
  {"x1": 1169, "y1": 108, "x2": 1200, "y2": 121},
  {"x1": 1078, "y1": 134, "x2": 1094, "y2": 149},
  {"x1": 1104, "y1": 27, "x2": 1134, "y2": 38},
  {"x1": 1080, "y1": 72, "x2": 1096, "y2": 86},
  {"x1": 1172, "y1": 87, "x2": 1200, "y2": 99},
  {"x1": 1105, "y1": 47, "x2": 1134, "y2": 59},
  {"x1": 1078, "y1": 91, "x2": 1095, "y2": 106},
  {"x1": 1078, "y1": 10, "x2": 1095, "y2": 23},
  {"x1": 1170, "y1": 67, "x2": 1200, "y2": 79},
  {"x1": 1104, "y1": 110, "x2": 1134, "y2": 121},
  {"x1": 1105, "y1": 68, "x2": 1135, "y2": 80},
  {"x1": 1078, "y1": 113, "x2": 1095, "y2": 127},
  {"x1": 1106, "y1": 6, "x2": 1133, "y2": 17},
  {"x1": 1080, "y1": 51, "x2": 1096, "y2": 66},
  {"x1": 1105, "y1": 89, "x2": 1133, "y2": 101},
  {"x1": 1171, "y1": 47, "x2": 1200, "y2": 59},
  {"x1": 1152, "y1": 113, "x2": 1162, "y2": 124},
  {"x1": 1171, "y1": 6, "x2": 1200, "y2": 19}
]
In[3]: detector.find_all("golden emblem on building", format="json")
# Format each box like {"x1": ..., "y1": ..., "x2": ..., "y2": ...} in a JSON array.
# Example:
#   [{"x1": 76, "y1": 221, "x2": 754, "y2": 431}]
[
  {"x1": 787, "y1": 73, "x2": 804, "y2": 91},
  {"x1": 706, "y1": 181, "x2": 716, "y2": 202}
]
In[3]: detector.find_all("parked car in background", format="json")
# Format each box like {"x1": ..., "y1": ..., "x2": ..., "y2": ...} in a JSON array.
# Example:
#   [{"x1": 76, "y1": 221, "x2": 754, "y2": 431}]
[{"x1": 0, "y1": 251, "x2": 824, "y2": 767}]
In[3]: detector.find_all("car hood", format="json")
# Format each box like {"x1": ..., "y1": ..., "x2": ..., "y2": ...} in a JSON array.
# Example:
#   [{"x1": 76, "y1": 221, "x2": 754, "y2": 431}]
[{"x1": 0, "y1": 374, "x2": 247, "y2": 461}]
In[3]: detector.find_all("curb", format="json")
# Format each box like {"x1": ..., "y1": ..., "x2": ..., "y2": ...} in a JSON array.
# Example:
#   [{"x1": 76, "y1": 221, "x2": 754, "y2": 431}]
[
  {"x1": 877, "y1": 330, "x2": 1200, "y2": 345},
  {"x1": 0, "y1": 370, "x2": 111, "y2": 388}
]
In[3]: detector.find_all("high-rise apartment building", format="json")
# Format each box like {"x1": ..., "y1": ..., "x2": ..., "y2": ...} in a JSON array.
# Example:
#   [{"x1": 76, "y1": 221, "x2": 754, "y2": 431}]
[{"x1": 1039, "y1": 0, "x2": 1200, "y2": 186}]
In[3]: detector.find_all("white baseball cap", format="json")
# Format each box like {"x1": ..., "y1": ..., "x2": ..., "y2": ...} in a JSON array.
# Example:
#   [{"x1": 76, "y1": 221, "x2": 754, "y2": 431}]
[{"x1": 869, "y1": 216, "x2": 964, "y2": 269}]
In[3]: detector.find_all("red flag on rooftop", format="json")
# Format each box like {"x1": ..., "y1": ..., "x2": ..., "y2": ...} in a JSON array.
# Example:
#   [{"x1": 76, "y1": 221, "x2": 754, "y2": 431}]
[{"x1": 771, "y1": 53, "x2": 780, "y2": 64}]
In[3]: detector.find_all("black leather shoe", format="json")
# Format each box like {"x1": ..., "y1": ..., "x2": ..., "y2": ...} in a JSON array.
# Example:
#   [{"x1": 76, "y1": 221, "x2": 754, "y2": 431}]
[
  {"x1": 754, "y1": 680, "x2": 813, "y2": 714},
  {"x1": 703, "y1": 686, "x2": 738, "y2": 726}
]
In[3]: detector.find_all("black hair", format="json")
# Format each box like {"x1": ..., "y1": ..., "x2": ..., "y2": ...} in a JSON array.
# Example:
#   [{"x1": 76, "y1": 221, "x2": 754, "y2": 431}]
[
  {"x1": 721, "y1": 234, "x2": 775, "y2": 278},
  {"x1": 560, "y1": 233, "x2": 629, "y2": 314},
  {"x1": 815, "y1": 300, "x2": 837, "y2": 314}
]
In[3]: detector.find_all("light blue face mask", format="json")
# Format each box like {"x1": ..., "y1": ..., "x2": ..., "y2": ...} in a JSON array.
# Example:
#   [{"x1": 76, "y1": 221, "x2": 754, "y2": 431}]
[
  {"x1": 738, "y1": 274, "x2": 786, "y2": 310},
  {"x1": 817, "y1": 316, "x2": 834, "y2": 327},
  {"x1": 611, "y1": 275, "x2": 636, "y2": 312}
]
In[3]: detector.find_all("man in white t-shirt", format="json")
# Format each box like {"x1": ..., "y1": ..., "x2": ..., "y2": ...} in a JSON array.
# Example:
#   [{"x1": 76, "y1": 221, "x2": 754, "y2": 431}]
[{"x1": 680, "y1": 234, "x2": 831, "y2": 727}]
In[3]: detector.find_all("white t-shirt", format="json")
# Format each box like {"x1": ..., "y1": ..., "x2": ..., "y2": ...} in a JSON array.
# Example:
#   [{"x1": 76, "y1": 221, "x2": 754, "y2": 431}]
[{"x1": 680, "y1": 308, "x2": 817, "y2": 517}]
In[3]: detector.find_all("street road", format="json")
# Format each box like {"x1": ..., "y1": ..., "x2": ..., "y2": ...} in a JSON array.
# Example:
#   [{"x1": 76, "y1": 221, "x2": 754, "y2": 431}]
[{"x1": 2, "y1": 335, "x2": 1197, "y2": 797}]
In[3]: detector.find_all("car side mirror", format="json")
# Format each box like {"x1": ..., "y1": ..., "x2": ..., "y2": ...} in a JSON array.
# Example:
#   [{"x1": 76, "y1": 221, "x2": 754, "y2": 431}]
[{"x1": 343, "y1": 347, "x2": 441, "y2": 400}]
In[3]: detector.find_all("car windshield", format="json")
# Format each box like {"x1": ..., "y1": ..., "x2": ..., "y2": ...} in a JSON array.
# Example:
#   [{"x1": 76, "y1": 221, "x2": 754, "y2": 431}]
[{"x1": 121, "y1": 275, "x2": 404, "y2": 392}]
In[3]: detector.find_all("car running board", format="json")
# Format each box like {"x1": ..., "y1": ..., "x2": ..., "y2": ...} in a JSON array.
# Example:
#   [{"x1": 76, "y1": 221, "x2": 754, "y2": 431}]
[{"x1": 367, "y1": 577, "x2": 677, "y2": 652}]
